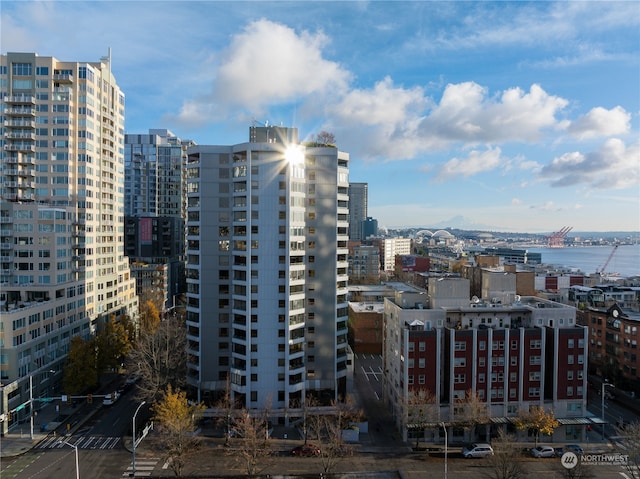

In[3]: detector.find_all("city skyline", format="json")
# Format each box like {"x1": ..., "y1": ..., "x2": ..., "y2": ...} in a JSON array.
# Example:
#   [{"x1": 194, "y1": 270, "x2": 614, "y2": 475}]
[{"x1": 2, "y1": 1, "x2": 638, "y2": 233}]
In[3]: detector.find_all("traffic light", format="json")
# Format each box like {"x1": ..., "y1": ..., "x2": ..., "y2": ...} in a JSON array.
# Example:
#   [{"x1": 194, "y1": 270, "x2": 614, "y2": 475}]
[{"x1": 87, "y1": 394, "x2": 92, "y2": 404}]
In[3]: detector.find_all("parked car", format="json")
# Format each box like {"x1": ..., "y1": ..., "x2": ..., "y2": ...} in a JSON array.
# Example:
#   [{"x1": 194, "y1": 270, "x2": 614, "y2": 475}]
[
  {"x1": 291, "y1": 444, "x2": 321, "y2": 457},
  {"x1": 462, "y1": 443, "x2": 494, "y2": 458},
  {"x1": 565, "y1": 444, "x2": 584, "y2": 456},
  {"x1": 531, "y1": 446, "x2": 556, "y2": 458}
]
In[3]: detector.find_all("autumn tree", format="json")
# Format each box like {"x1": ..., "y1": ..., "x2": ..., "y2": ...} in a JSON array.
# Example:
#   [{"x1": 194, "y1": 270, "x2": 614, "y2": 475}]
[
  {"x1": 139, "y1": 299, "x2": 161, "y2": 335},
  {"x1": 227, "y1": 409, "x2": 273, "y2": 476},
  {"x1": 406, "y1": 389, "x2": 439, "y2": 448},
  {"x1": 453, "y1": 389, "x2": 490, "y2": 442},
  {"x1": 513, "y1": 406, "x2": 560, "y2": 447},
  {"x1": 95, "y1": 319, "x2": 130, "y2": 374},
  {"x1": 63, "y1": 336, "x2": 98, "y2": 394},
  {"x1": 484, "y1": 430, "x2": 527, "y2": 479},
  {"x1": 125, "y1": 314, "x2": 186, "y2": 402},
  {"x1": 152, "y1": 385, "x2": 205, "y2": 477}
]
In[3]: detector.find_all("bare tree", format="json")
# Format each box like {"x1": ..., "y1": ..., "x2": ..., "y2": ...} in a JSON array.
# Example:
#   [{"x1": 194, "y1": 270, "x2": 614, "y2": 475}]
[
  {"x1": 311, "y1": 396, "x2": 361, "y2": 473},
  {"x1": 614, "y1": 421, "x2": 640, "y2": 478},
  {"x1": 227, "y1": 409, "x2": 273, "y2": 476},
  {"x1": 556, "y1": 461, "x2": 595, "y2": 479},
  {"x1": 125, "y1": 314, "x2": 186, "y2": 402},
  {"x1": 316, "y1": 130, "x2": 336, "y2": 146},
  {"x1": 406, "y1": 389, "x2": 439, "y2": 448},
  {"x1": 454, "y1": 389, "x2": 490, "y2": 442},
  {"x1": 484, "y1": 430, "x2": 527, "y2": 479}
]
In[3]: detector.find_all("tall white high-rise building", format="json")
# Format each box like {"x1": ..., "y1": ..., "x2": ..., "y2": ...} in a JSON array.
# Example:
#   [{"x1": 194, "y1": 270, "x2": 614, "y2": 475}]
[
  {"x1": 0, "y1": 52, "x2": 138, "y2": 433},
  {"x1": 185, "y1": 126, "x2": 349, "y2": 412}
]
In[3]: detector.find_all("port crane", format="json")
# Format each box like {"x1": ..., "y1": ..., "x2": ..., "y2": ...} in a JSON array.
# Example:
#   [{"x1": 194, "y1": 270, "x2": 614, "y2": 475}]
[
  {"x1": 546, "y1": 226, "x2": 573, "y2": 248},
  {"x1": 597, "y1": 244, "x2": 619, "y2": 274}
]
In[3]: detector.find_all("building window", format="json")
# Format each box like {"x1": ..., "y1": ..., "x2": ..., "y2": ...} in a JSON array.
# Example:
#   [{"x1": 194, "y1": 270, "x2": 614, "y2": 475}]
[
  {"x1": 454, "y1": 357, "x2": 466, "y2": 367},
  {"x1": 478, "y1": 373, "x2": 485, "y2": 383},
  {"x1": 510, "y1": 356, "x2": 517, "y2": 366},
  {"x1": 454, "y1": 341, "x2": 466, "y2": 351},
  {"x1": 418, "y1": 375, "x2": 425, "y2": 384},
  {"x1": 568, "y1": 355, "x2": 574, "y2": 365},
  {"x1": 479, "y1": 357, "x2": 486, "y2": 367},
  {"x1": 510, "y1": 388, "x2": 517, "y2": 398},
  {"x1": 567, "y1": 386, "x2": 574, "y2": 396},
  {"x1": 251, "y1": 391, "x2": 258, "y2": 402},
  {"x1": 418, "y1": 358, "x2": 425, "y2": 368},
  {"x1": 568, "y1": 338, "x2": 575, "y2": 348},
  {"x1": 511, "y1": 340, "x2": 518, "y2": 350},
  {"x1": 419, "y1": 342, "x2": 426, "y2": 351},
  {"x1": 530, "y1": 339, "x2": 542, "y2": 349},
  {"x1": 454, "y1": 374, "x2": 466, "y2": 383},
  {"x1": 567, "y1": 371, "x2": 574, "y2": 380},
  {"x1": 479, "y1": 341, "x2": 486, "y2": 351}
]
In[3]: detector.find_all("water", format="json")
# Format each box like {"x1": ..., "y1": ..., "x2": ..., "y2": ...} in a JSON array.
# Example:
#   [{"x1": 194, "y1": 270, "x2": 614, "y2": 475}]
[{"x1": 526, "y1": 244, "x2": 640, "y2": 277}]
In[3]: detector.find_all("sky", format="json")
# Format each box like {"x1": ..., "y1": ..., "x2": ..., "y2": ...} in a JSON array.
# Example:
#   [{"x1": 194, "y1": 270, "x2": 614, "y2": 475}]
[{"x1": 2, "y1": 1, "x2": 639, "y2": 234}]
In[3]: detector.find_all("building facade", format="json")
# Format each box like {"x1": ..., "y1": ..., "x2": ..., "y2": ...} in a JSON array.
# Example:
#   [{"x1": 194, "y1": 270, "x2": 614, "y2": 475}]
[
  {"x1": 124, "y1": 130, "x2": 193, "y2": 309},
  {"x1": 0, "y1": 52, "x2": 138, "y2": 433},
  {"x1": 348, "y1": 182, "x2": 367, "y2": 241},
  {"x1": 383, "y1": 282, "x2": 589, "y2": 443},
  {"x1": 184, "y1": 126, "x2": 349, "y2": 413},
  {"x1": 348, "y1": 242, "x2": 380, "y2": 283}
]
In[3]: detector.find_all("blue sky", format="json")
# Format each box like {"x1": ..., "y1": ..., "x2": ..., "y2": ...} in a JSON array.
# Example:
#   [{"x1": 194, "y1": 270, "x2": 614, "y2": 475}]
[{"x1": 2, "y1": 1, "x2": 639, "y2": 233}]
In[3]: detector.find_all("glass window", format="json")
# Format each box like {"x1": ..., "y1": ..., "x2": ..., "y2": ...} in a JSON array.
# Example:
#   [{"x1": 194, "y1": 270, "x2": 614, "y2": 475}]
[{"x1": 13, "y1": 63, "x2": 32, "y2": 76}]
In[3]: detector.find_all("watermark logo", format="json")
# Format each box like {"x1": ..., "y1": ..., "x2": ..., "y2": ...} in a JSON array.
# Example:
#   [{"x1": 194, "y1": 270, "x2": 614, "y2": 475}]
[
  {"x1": 561, "y1": 452, "x2": 578, "y2": 469},
  {"x1": 561, "y1": 452, "x2": 629, "y2": 468}
]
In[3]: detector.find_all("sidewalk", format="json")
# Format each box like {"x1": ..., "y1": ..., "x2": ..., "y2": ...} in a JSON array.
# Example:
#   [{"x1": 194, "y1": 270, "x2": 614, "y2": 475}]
[
  {"x1": 0, "y1": 401, "x2": 79, "y2": 458},
  {"x1": 1, "y1": 374, "x2": 121, "y2": 458}
]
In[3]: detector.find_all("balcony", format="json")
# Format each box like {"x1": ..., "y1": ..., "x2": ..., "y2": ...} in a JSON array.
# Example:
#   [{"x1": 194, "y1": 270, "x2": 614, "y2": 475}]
[
  {"x1": 4, "y1": 143, "x2": 35, "y2": 152},
  {"x1": 5, "y1": 107, "x2": 36, "y2": 116},
  {"x1": 4, "y1": 119, "x2": 35, "y2": 128},
  {"x1": 3, "y1": 94, "x2": 36, "y2": 104},
  {"x1": 5, "y1": 132, "x2": 35, "y2": 140},
  {"x1": 53, "y1": 73, "x2": 73, "y2": 82}
]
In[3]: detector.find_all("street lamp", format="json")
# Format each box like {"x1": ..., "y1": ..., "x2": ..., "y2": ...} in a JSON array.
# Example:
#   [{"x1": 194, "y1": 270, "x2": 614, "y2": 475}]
[
  {"x1": 57, "y1": 439, "x2": 80, "y2": 479},
  {"x1": 131, "y1": 400, "x2": 146, "y2": 477},
  {"x1": 602, "y1": 381, "x2": 615, "y2": 439},
  {"x1": 440, "y1": 422, "x2": 447, "y2": 479}
]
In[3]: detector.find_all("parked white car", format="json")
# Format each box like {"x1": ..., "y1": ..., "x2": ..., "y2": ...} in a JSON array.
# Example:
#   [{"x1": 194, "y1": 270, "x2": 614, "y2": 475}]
[
  {"x1": 531, "y1": 446, "x2": 556, "y2": 458},
  {"x1": 462, "y1": 443, "x2": 494, "y2": 458}
]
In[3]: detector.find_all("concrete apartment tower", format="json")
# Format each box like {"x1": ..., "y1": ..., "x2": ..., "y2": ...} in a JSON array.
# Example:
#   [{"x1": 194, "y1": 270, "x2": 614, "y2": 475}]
[
  {"x1": 185, "y1": 126, "x2": 350, "y2": 414},
  {"x1": 348, "y1": 182, "x2": 367, "y2": 241},
  {"x1": 124, "y1": 130, "x2": 194, "y2": 309},
  {"x1": 0, "y1": 52, "x2": 138, "y2": 433}
]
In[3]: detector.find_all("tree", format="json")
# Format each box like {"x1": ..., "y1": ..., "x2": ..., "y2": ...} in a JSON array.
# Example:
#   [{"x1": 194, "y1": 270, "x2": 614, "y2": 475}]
[
  {"x1": 139, "y1": 299, "x2": 161, "y2": 335},
  {"x1": 406, "y1": 389, "x2": 439, "y2": 448},
  {"x1": 95, "y1": 319, "x2": 130, "y2": 374},
  {"x1": 316, "y1": 130, "x2": 336, "y2": 146},
  {"x1": 614, "y1": 421, "x2": 640, "y2": 478},
  {"x1": 227, "y1": 409, "x2": 273, "y2": 476},
  {"x1": 63, "y1": 336, "x2": 98, "y2": 394},
  {"x1": 305, "y1": 395, "x2": 361, "y2": 474},
  {"x1": 513, "y1": 406, "x2": 560, "y2": 447},
  {"x1": 152, "y1": 385, "x2": 205, "y2": 477},
  {"x1": 453, "y1": 389, "x2": 490, "y2": 442},
  {"x1": 484, "y1": 430, "x2": 527, "y2": 479},
  {"x1": 125, "y1": 314, "x2": 186, "y2": 402}
]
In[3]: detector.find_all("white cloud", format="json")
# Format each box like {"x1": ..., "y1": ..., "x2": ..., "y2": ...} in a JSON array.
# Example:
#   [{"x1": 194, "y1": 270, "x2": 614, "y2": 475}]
[
  {"x1": 511, "y1": 198, "x2": 522, "y2": 205},
  {"x1": 540, "y1": 138, "x2": 640, "y2": 189},
  {"x1": 419, "y1": 83, "x2": 568, "y2": 145},
  {"x1": 174, "y1": 19, "x2": 352, "y2": 124},
  {"x1": 434, "y1": 146, "x2": 504, "y2": 181},
  {"x1": 567, "y1": 106, "x2": 631, "y2": 139}
]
